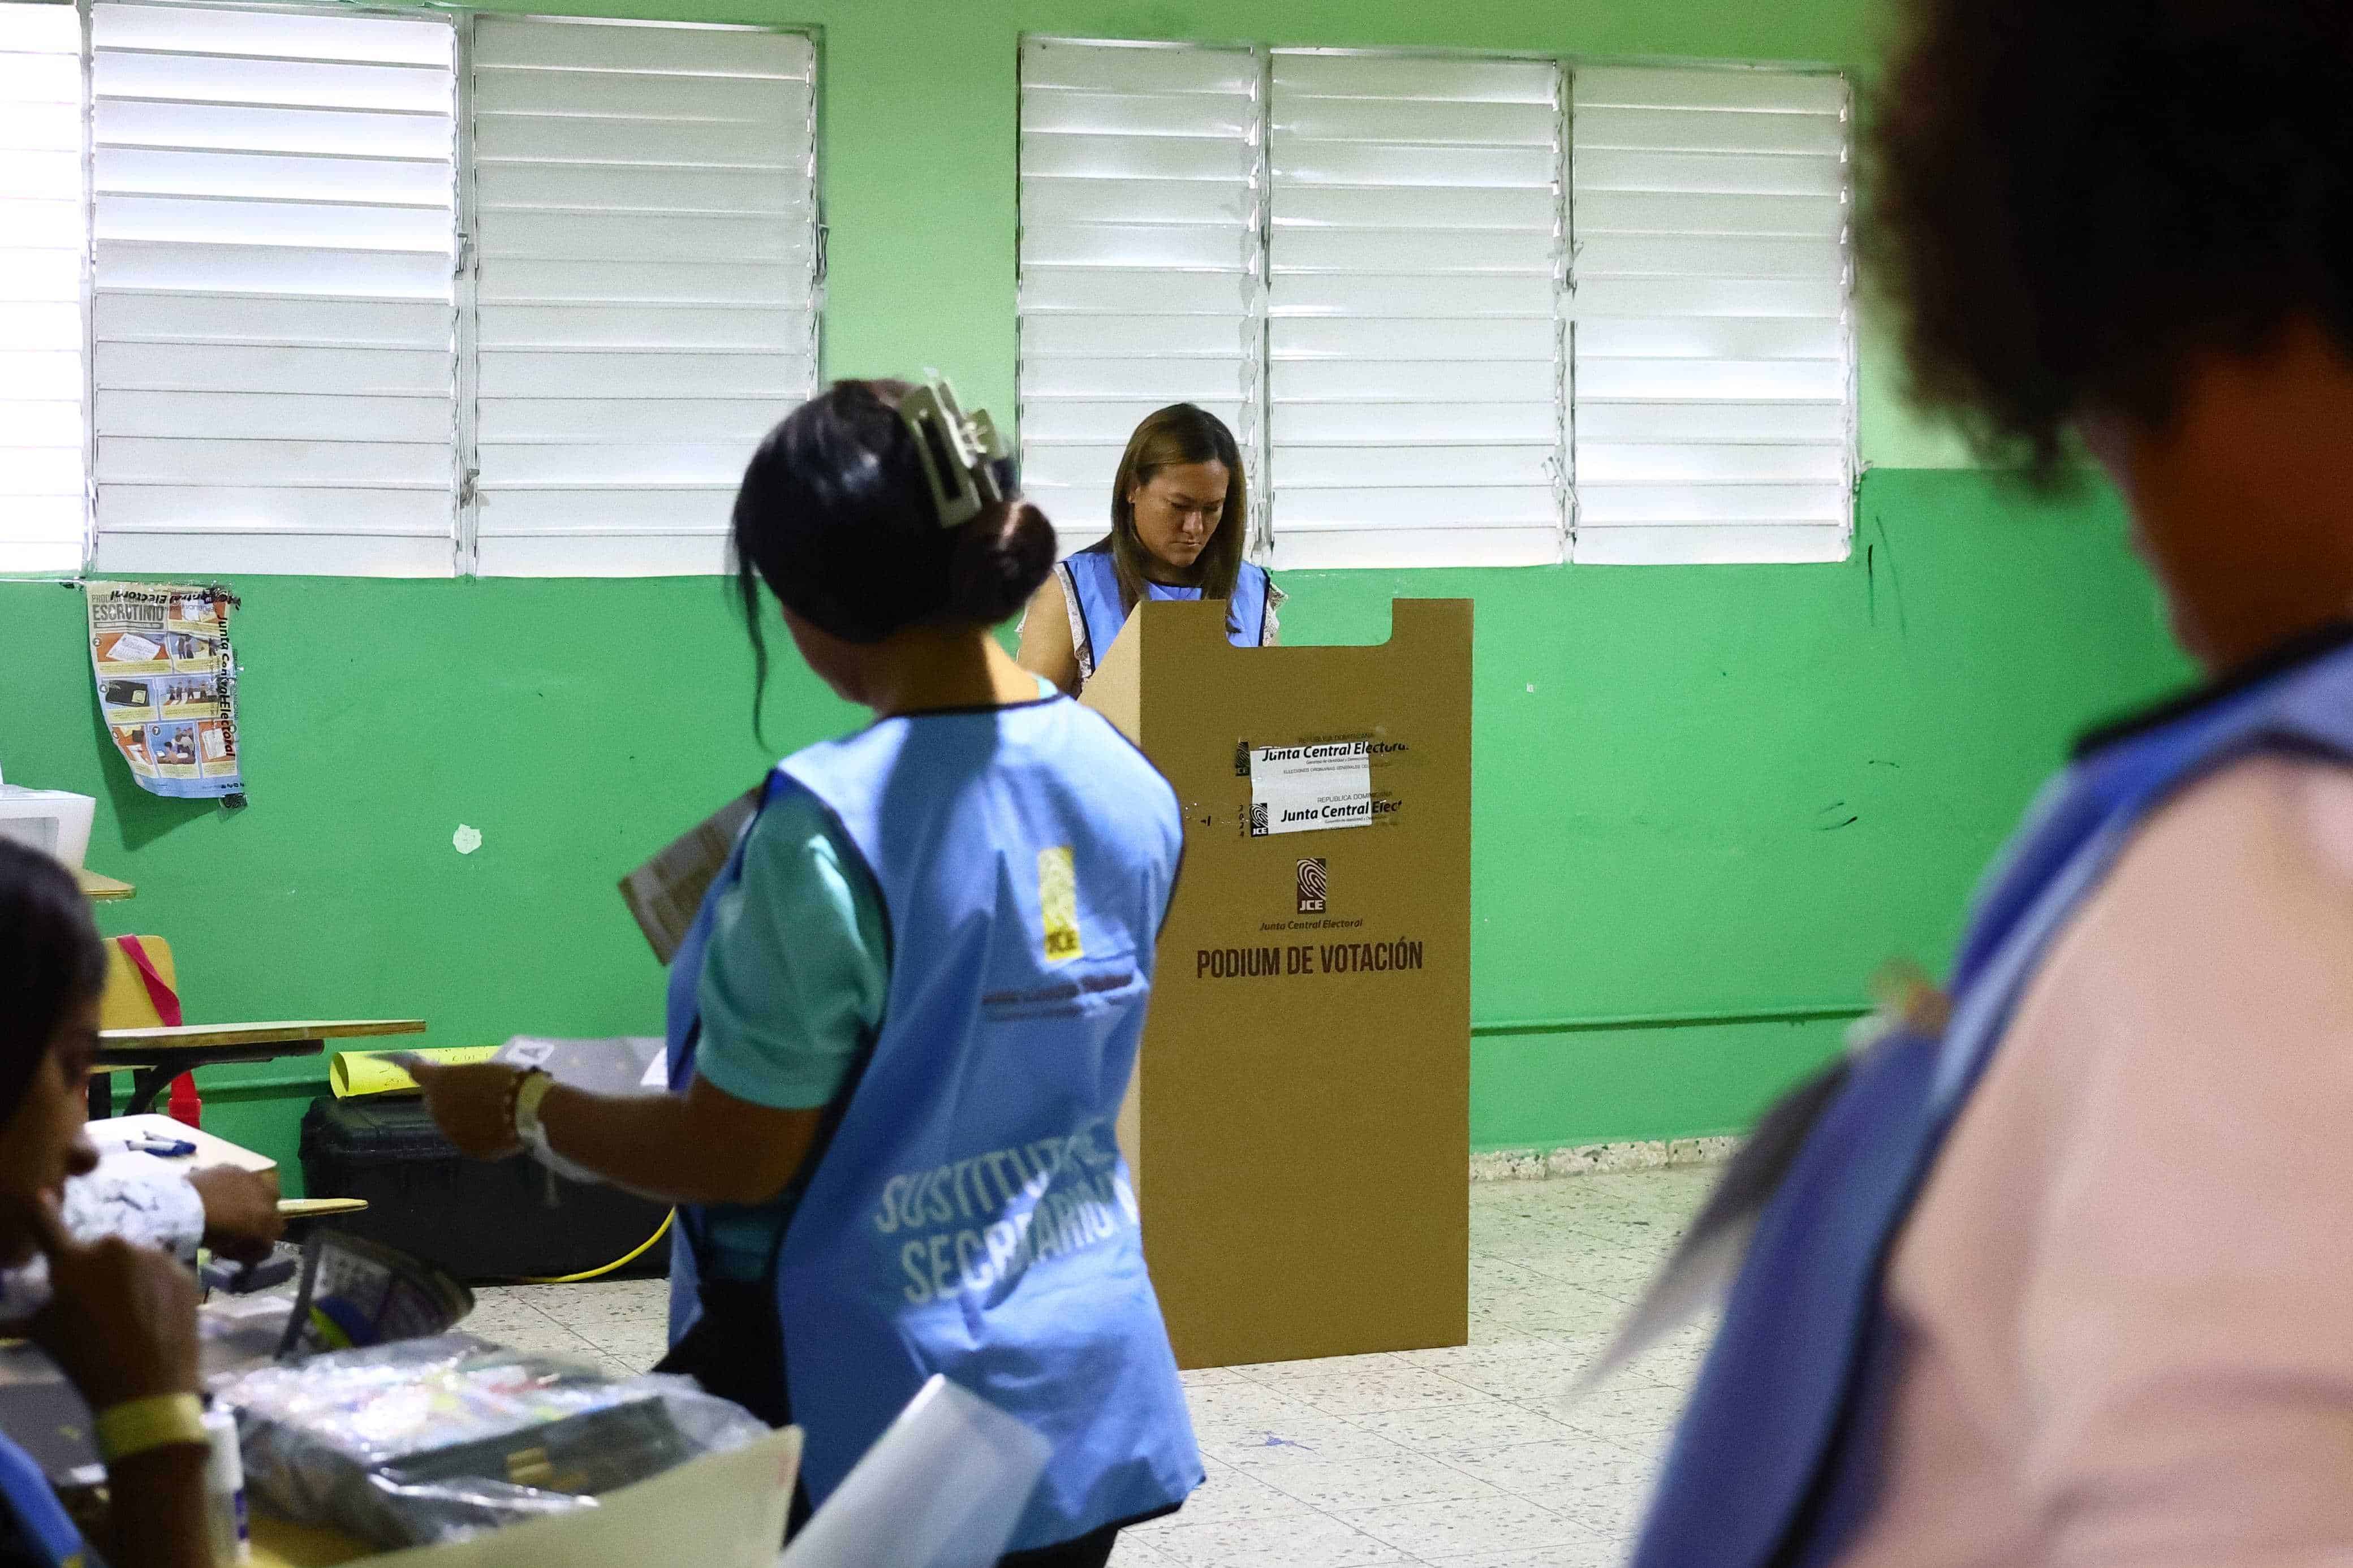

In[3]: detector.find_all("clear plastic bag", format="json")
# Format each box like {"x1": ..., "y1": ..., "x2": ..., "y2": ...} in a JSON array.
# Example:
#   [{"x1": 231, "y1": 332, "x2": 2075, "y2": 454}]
[{"x1": 215, "y1": 1334, "x2": 768, "y2": 1549}]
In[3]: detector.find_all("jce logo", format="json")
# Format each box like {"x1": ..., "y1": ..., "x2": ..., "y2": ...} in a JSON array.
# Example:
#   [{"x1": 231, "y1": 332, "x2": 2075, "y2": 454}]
[{"x1": 1296, "y1": 858, "x2": 1328, "y2": 914}]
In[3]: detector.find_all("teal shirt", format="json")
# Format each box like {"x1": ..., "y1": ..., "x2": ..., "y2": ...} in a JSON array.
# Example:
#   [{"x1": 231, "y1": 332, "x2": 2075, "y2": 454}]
[{"x1": 691, "y1": 679, "x2": 1055, "y2": 1279}]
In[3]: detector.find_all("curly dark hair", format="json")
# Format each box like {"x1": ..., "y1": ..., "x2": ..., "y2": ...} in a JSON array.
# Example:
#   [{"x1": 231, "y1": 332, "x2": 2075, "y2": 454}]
[{"x1": 1865, "y1": 0, "x2": 2353, "y2": 476}]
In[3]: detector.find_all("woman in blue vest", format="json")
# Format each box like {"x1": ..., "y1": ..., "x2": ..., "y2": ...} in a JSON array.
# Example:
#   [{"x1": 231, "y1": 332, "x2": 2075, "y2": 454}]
[
  {"x1": 1623, "y1": 2, "x2": 2353, "y2": 1565},
  {"x1": 412, "y1": 378, "x2": 1200, "y2": 1566},
  {"x1": 1016, "y1": 403, "x2": 1281, "y2": 693},
  {"x1": 0, "y1": 840, "x2": 216, "y2": 1568}
]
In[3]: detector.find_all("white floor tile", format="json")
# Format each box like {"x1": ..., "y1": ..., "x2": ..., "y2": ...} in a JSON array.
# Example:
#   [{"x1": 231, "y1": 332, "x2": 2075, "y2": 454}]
[
  {"x1": 1172, "y1": 1463, "x2": 1320, "y2": 1526},
  {"x1": 1106, "y1": 1533, "x2": 1178, "y2": 1565},
  {"x1": 1341, "y1": 1493, "x2": 1575, "y2": 1559},
  {"x1": 1140, "y1": 1508, "x2": 1416, "y2": 1567},
  {"x1": 1548, "y1": 1479, "x2": 1654, "y2": 1544},
  {"x1": 469, "y1": 1163, "x2": 1721, "y2": 1568},
  {"x1": 1183, "y1": 1379, "x2": 1329, "y2": 1431},
  {"x1": 1236, "y1": 1351, "x2": 1411, "y2": 1384},
  {"x1": 1252, "y1": 1453, "x2": 1502, "y2": 1512},
  {"x1": 1264, "y1": 1364, "x2": 1494, "y2": 1418},
  {"x1": 1418, "y1": 1538, "x2": 1623, "y2": 1568},
  {"x1": 1344, "y1": 1397, "x2": 1588, "y2": 1462},
  {"x1": 1554, "y1": 1382, "x2": 1688, "y2": 1453},
  {"x1": 1200, "y1": 1411, "x2": 1415, "y2": 1471},
  {"x1": 1405, "y1": 1342, "x2": 1602, "y2": 1404},
  {"x1": 1435, "y1": 1436, "x2": 1650, "y2": 1506},
  {"x1": 1473, "y1": 1282, "x2": 1631, "y2": 1331},
  {"x1": 1180, "y1": 1365, "x2": 1252, "y2": 1388},
  {"x1": 464, "y1": 1299, "x2": 603, "y2": 1360}
]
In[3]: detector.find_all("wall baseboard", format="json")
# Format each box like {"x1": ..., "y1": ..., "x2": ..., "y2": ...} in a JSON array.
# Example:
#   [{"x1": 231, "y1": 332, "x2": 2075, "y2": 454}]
[{"x1": 1469, "y1": 1135, "x2": 1737, "y2": 1182}]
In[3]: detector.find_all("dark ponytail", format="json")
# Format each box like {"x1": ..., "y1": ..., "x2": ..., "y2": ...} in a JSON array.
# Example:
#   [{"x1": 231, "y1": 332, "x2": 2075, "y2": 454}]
[
  {"x1": 946, "y1": 499, "x2": 1056, "y2": 627},
  {"x1": 730, "y1": 379, "x2": 1056, "y2": 724}
]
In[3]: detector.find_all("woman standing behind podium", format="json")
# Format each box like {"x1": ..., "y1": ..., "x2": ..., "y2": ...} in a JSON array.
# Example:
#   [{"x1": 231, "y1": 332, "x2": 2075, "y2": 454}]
[{"x1": 1017, "y1": 404, "x2": 1282, "y2": 694}]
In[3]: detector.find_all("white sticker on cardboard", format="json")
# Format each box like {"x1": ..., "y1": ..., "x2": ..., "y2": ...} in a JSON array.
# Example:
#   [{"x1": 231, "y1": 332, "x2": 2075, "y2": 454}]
[{"x1": 1247, "y1": 741, "x2": 1373, "y2": 836}]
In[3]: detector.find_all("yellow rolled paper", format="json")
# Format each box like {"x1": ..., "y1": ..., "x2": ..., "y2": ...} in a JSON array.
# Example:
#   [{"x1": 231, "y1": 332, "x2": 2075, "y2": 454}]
[{"x1": 330, "y1": 1044, "x2": 499, "y2": 1098}]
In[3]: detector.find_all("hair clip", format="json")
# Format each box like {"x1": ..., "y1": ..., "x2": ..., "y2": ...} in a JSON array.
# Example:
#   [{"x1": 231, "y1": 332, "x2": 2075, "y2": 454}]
[{"x1": 900, "y1": 373, "x2": 1015, "y2": 528}]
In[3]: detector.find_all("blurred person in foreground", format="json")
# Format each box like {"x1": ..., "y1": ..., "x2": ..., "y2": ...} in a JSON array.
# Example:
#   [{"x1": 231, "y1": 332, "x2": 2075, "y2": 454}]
[
  {"x1": 1623, "y1": 2, "x2": 2353, "y2": 1565},
  {"x1": 0, "y1": 840, "x2": 213, "y2": 1568}
]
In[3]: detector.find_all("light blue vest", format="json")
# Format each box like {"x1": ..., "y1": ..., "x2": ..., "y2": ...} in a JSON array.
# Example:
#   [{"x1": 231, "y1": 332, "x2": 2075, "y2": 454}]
[
  {"x1": 1634, "y1": 629, "x2": 2353, "y2": 1568},
  {"x1": 666, "y1": 697, "x2": 1201, "y2": 1552},
  {"x1": 1059, "y1": 543, "x2": 1270, "y2": 684}
]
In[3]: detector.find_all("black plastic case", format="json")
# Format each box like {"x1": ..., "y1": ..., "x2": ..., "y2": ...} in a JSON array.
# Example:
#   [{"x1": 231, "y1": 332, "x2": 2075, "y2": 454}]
[{"x1": 298, "y1": 1097, "x2": 671, "y2": 1283}]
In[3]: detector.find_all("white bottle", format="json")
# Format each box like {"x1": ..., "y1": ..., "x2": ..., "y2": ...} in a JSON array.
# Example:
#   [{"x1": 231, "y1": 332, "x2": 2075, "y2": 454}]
[{"x1": 200, "y1": 1405, "x2": 249, "y2": 1565}]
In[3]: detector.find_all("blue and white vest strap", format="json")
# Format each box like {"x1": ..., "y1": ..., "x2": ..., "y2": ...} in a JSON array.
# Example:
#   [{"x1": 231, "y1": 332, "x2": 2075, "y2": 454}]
[
  {"x1": 662, "y1": 770, "x2": 781, "y2": 1346},
  {"x1": 1632, "y1": 627, "x2": 2353, "y2": 1568},
  {"x1": 665, "y1": 699, "x2": 1201, "y2": 1553},
  {"x1": 1057, "y1": 542, "x2": 1273, "y2": 685},
  {"x1": 0, "y1": 1433, "x2": 90, "y2": 1567}
]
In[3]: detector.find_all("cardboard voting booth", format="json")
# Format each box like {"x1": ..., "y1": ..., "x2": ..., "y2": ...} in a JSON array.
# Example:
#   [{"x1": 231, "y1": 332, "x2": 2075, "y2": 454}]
[{"x1": 1083, "y1": 598, "x2": 1471, "y2": 1368}]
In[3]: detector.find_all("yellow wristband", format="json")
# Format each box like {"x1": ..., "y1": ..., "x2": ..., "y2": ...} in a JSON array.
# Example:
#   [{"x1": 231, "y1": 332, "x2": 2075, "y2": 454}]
[{"x1": 94, "y1": 1394, "x2": 208, "y2": 1465}]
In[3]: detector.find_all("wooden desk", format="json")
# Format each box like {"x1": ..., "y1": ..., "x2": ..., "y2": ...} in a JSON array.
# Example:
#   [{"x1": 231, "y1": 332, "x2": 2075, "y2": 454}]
[
  {"x1": 97, "y1": 1020, "x2": 424, "y2": 1117},
  {"x1": 251, "y1": 1514, "x2": 366, "y2": 1567},
  {"x1": 89, "y1": 1113, "x2": 277, "y2": 1173},
  {"x1": 74, "y1": 869, "x2": 134, "y2": 901}
]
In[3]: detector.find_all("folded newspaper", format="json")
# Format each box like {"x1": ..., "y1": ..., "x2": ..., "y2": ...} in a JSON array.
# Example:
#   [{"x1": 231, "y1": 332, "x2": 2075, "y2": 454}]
[
  {"x1": 278, "y1": 1229, "x2": 475, "y2": 1359},
  {"x1": 617, "y1": 789, "x2": 760, "y2": 965}
]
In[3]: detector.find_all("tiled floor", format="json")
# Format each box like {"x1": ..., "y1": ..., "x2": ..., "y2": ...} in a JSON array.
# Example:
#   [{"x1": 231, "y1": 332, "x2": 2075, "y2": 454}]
[{"x1": 474, "y1": 1165, "x2": 1716, "y2": 1568}]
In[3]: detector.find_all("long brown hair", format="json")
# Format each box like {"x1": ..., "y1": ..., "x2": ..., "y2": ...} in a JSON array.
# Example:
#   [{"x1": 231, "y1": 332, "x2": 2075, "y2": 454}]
[{"x1": 1105, "y1": 404, "x2": 1247, "y2": 616}]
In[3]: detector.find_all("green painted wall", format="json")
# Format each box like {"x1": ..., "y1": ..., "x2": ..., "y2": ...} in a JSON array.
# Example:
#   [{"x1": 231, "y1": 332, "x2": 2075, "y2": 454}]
[
  {"x1": 1, "y1": 474, "x2": 2185, "y2": 1180},
  {"x1": 0, "y1": 0, "x2": 2192, "y2": 1183}
]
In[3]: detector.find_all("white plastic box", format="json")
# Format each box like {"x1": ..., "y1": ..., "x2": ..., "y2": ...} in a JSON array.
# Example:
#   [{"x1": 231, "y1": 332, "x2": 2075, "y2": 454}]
[{"x1": 0, "y1": 786, "x2": 96, "y2": 871}]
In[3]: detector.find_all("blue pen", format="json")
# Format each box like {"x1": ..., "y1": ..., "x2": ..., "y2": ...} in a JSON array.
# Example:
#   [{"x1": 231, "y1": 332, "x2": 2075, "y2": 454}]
[{"x1": 125, "y1": 1137, "x2": 196, "y2": 1158}]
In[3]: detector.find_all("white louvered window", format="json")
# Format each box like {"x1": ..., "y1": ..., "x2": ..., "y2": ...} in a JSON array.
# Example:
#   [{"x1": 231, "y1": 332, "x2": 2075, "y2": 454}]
[
  {"x1": 1017, "y1": 41, "x2": 1854, "y2": 571},
  {"x1": 469, "y1": 16, "x2": 818, "y2": 577},
  {"x1": 90, "y1": 1, "x2": 460, "y2": 576},
  {"x1": 1568, "y1": 66, "x2": 1854, "y2": 564},
  {"x1": 0, "y1": 2, "x2": 90, "y2": 574},
  {"x1": 1016, "y1": 37, "x2": 1262, "y2": 560},
  {"x1": 1267, "y1": 50, "x2": 1566, "y2": 569},
  {"x1": 0, "y1": 1, "x2": 817, "y2": 578}
]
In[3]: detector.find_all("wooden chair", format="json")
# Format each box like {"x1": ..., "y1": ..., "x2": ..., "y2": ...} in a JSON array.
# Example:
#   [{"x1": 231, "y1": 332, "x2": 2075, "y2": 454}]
[
  {"x1": 93, "y1": 935, "x2": 182, "y2": 1120},
  {"x1": 92, "y1": 934, "x2": 422, "y2": 1117}
]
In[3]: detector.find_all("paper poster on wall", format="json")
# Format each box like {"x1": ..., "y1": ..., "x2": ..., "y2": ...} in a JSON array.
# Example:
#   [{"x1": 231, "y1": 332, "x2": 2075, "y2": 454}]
[
  {"x1": 1244, "y1": 740, "x2": 1374, "y2": 836},
  {"x1": 85, "y1": 582, "x2": 244, "y2": 801}
]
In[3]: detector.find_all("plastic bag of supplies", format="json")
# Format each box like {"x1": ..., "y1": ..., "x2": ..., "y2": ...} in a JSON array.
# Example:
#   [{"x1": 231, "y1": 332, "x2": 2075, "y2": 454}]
[{"x1": 215, "y1": 1334, "x2": 768, "y2": 1549}]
